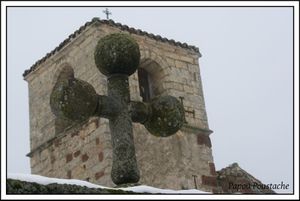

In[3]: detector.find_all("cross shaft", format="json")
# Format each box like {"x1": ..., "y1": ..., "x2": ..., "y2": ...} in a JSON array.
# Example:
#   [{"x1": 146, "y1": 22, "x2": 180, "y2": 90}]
[{"x1": 106, "y1": 74, "x2": 139, "y2": 184}]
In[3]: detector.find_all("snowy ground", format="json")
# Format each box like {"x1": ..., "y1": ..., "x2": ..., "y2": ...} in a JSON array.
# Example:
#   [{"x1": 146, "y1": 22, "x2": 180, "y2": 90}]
[{"x1": 7, "y1": 173, "x2": 210, "y2": 194}]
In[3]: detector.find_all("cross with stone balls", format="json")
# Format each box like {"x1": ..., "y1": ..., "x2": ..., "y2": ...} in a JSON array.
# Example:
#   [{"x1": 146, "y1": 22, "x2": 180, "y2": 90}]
[
  {"x1": 103, "y1": 8, "x2": 112, "y2": 19},
  {"x1": 50, "y1": 33, "x2": 185, "y2": 185}
]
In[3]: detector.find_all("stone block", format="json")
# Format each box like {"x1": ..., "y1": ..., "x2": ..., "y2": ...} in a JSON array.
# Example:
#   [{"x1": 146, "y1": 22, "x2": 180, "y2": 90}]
[
  {"x1": 67, "y1": 170, "x2": 72, "y2": 179},
  {"x1": 175, "y1": 60, "x2": 187, "y2": 68},
  {"x1": 209, "y1": 162, "x2": 217, "y2": 176},
  {"x1": 74, "y1": 150, "x2": 81, "y2": 158},
  {"x1": 98, "y1": 152, "x2": 104, "y2": 162},
  {"x1": 81, "y1": 153, "x2": 89, "y2": 162},
  {"x1": 197, "y1": 134, "x2": 212, "y2": 148},
  {"x1": 66, "y1": 153, "x2": 73, "y2": 163},
  {"x1": 202, "y1": 175, "x2": 217, "y2": 187},
  {"x1": 95, "y1": 171, "x2": 105, "y2": 180},
  {"x1": 179, "y1": 56, "x2": 194, "y2": 63}
]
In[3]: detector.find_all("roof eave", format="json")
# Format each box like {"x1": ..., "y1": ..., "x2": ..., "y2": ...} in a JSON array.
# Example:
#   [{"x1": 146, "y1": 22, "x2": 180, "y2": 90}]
[{"x1": 23, "y1": 18, "x2": 201, "y2": 78}]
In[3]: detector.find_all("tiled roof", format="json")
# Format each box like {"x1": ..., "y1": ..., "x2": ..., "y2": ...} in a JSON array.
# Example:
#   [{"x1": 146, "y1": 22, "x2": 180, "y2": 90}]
[{"x1": 23, "y1": 17, "x2": 200, "y2": 78}]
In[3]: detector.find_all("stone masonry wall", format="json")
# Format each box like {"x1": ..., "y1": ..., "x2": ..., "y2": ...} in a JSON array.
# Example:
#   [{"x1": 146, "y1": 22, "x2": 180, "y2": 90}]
[{"x1": 25, "y1": 23, "x2": 216, "y2": 191}]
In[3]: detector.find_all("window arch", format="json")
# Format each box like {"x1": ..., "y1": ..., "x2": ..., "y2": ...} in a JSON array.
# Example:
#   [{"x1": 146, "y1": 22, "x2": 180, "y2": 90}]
[
  {"x1": 51, "y1": 64, "x2": 75, "y2": 135},
  {"x1": 138, "y1": 59, "x2": 164, "y2": 102},
  {"x1": 138, "y1": 68, "x2": 153, "y2": 102},
  {"x1": 52, "y1": 64, "x2": 74, "y2": 85}
]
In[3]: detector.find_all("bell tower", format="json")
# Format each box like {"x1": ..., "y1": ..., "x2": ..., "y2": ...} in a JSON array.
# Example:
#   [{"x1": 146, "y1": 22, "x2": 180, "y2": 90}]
[{"x1": 24, "y1": 18, "x2": 216, "y2": 192}]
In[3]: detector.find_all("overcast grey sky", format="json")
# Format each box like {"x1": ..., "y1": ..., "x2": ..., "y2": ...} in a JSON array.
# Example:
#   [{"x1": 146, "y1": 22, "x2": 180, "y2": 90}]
[{"x1": 6, "y1": 7, "x2": 294, "y2": 193}]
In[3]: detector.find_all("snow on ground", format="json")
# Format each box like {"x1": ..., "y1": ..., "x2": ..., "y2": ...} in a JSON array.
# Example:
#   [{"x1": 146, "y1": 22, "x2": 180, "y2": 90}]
[{"x1": 8, "y1": 173, "x2": 210, "y2": 194}]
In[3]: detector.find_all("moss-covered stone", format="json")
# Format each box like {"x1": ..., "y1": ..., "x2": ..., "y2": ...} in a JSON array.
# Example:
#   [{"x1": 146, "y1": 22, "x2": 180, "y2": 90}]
[
  {"x1": 129, "y1": 101, "x2": 149, "y2": 123},
  {"x1": 94, "y1": 33, "x2": 140, "y2": 76},
  {"x1": 7, "y1": 179, "x2": 145, "y2": 194},
  {"x1": 144, "y1": 96, "x2": 185, "y2": 137},
  {"x1": 50, "y1": 74, "x2": 98, "y2": 122},
  {"x1": 107, "y1": 75, "x2": 140, "y2": 185}
]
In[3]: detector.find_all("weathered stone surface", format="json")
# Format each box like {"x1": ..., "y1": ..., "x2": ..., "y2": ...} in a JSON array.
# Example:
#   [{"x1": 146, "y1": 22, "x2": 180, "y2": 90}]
[
  {"x1": 216, "y1": 163, "x2": 276, "y2": 194},
  {"x1": 81, "y1": 153, "x2": 89, "y2": 162},
  {"x1": 129, "y1": 101, "x2": 149, "y2": 124},
  {"x1": 50, "y1": 68, "x2": 98, "y2": 122},
  {"x1": 7, "y1": 179, "x2": 141, "y2": 194},
  {"x1": 94, "y1": 33, "x2": 140, "y2": 76},
  {"x1": 106, "y1": 75, "x2": 140, "y2": 185},
  {"x1": 74, "y1": 150, "x2": 81, "y2": 158},
  {"x1": 144, "y1": 96, "x2": 185, "y2": 137},
  {"x1": 202, "y1": 175, "x2": 217, "y2": 187},
  {"x1": 209, "y1": 163, "x2": 217, "y2": 176},
  {"x1": 197, "y1": 133, "x2": 212, "y2": 148}
]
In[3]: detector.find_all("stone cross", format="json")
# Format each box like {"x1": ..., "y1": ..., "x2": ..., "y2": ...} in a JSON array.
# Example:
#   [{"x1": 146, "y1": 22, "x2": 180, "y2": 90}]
[
  {"x1": 50, "y1": 33, "x2": 185, "y2": 185},
  {"x1": 103, "y1": 8, "x2": 112, "y2": 20}
]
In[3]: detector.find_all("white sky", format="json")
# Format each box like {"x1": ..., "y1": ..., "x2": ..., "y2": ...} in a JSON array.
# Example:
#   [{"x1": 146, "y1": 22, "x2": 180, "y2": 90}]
[{"x1": 4, "y1": 4, "x2": 296, "y2": 194}]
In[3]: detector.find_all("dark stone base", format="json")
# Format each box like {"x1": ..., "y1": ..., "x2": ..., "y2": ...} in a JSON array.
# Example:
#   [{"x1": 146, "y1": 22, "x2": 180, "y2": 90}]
[{"x1": 6, "y1": 179, "x2": 144, "y2": 194}]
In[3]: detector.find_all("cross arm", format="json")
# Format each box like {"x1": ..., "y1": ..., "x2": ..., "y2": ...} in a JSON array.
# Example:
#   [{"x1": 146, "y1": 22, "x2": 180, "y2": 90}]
[
  {"x1": 50, "y1": 75, "x2": 184, "y2": 138},
  {"x1": 97, "y1": 94, "x2": 185, "y2": 137}
]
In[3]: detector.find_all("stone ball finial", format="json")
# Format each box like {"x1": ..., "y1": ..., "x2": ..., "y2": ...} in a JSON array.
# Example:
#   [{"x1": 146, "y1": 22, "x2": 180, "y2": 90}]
[
  {"x1": 144, "y1": 96, "x2": 185, "y2": 137},
  {"x1": 50, "y1": 77, "x2": 98, "y2": 122},
  {"x1": 94, "y1": 33, "x2": 140, "y2": 76}
]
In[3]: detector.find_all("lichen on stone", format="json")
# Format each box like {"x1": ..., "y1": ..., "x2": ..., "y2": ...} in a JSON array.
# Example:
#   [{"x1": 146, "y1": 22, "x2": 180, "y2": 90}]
[
  {"x1": 50, "y1": 76, "x2": 98, "y2": 122},
  {"x1": 94, "y1": 33, "x2": 140, "y2": 76},
  {"x1": 7, "y1": 179, "x2": 143, "y2": 194},
  {"x1": 144, "y1": 96, "x2": 185, "y2": 137}
]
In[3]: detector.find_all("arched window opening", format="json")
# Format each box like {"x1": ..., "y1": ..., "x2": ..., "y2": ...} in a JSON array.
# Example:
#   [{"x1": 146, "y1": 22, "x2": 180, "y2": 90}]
[
  {"x1": 138, "y1": 59, "x2": 165, "y2": 102},
  {"x1": 52, "y1": 65, "x2": 75, "y2": 135},
  {"x1": 138, "y1": 68, "x2": 154, "y2": 102},
  {"x1": 138, "y1": 58, "x2": 165, "y2": 102}
]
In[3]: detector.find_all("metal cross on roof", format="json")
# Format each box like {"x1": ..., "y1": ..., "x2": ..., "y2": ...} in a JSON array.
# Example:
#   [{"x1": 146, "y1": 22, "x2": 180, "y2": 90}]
[{"x1": 103, "y1": 8, "x2": 112, "y2": 19}]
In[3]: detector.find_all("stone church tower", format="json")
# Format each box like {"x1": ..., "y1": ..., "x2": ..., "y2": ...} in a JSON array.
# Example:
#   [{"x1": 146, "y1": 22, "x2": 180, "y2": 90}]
[{"x1": 24, "y1": 18, "x2": 217, "y2": 192}]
